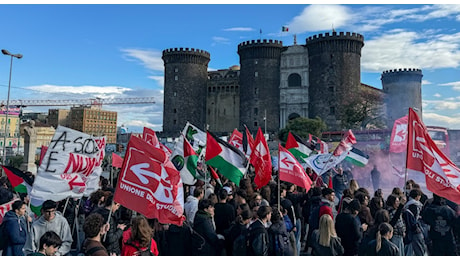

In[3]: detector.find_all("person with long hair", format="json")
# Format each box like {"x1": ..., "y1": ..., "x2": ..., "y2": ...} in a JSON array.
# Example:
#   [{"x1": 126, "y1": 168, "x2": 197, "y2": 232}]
[
  {"x1": 365, "y1": 222, "x2": 399, "y2": 256},
  {"x1": 121, "y1": 215, "x2": 159, "y2": 256},
  {"x1": 311, "y1": 214, "x2": 344, "y2": 256}
]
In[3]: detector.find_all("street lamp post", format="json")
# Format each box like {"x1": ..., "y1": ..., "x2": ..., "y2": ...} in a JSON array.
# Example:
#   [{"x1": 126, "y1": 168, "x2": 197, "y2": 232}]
[{"x1": 2, "y1": 49, "x2": 22, "y2": 167}]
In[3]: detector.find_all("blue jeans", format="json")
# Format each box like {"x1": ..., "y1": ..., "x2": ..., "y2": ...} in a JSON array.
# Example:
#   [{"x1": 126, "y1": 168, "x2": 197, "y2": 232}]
[
  {"x1": 405, "y1": 233, "x2": 426, "y2": 256},
  {"x1": 295, "y1": 219, "x2": 301, "y2": 256}
]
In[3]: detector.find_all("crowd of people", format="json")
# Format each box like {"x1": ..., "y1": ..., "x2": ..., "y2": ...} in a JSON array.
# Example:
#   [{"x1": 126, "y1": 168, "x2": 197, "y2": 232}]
[{"x1": 1, "y1": 162, "x2": 460, "y2": 256}]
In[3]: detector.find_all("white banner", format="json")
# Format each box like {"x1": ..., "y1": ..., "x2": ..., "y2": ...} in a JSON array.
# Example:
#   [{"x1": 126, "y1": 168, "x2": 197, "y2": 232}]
[{"x1": 31, "y1": 126, "x2": 103, "y2": 201}]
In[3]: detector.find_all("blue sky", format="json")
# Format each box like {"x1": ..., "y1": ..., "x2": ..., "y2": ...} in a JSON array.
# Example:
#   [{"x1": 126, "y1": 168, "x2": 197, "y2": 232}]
[{"x1": 1, "y1": 4, "x2": 460, "y2": 134}]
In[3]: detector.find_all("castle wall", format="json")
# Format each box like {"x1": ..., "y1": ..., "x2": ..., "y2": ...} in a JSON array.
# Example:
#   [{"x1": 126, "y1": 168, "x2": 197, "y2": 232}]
[
  {"x1": 207, "y1": 69, "x2": 240, "y2": 135},
  {"x1": 381, "y1": 68, "x2": 423, "y2": 128},
  {"x1": 306, "y1": 32, "x2": 364, "y2": 130},
  {"x1": 237, "y1": 39, "x2": 283, "y2": 134},
  {"x1": 162, "y1": 48, "x2": 210, "y2": 136}
]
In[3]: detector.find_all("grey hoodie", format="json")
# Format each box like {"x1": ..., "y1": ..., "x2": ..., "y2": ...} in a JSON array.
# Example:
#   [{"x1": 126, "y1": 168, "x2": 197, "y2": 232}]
[{"x1": 23, "y1": 211, "x2": 73, "y2": 256}]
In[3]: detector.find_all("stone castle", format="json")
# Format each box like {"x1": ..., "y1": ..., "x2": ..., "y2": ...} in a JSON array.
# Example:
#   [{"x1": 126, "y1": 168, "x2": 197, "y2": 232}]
[{"x1": 161, "y1": 31, "x2": 423, "y2": 138}]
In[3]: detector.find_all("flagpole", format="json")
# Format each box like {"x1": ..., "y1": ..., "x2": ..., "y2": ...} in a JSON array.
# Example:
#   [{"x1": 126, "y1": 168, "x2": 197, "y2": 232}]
[
  {"x1": 403, "y1": 107, "x2": 412, "y2": 195},
  {"x1": 62, "y1": 197, "x2": 70, "y2": 216},
  {"x1": 277, "y1": 148, "x2": 280, "y2": 207},
  {"x1": 103, "y1": 200, "x2": 114, "y2": 242}
]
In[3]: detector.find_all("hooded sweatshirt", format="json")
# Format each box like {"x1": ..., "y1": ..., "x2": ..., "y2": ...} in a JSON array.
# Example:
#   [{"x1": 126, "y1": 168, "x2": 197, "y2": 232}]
[
  {"x1": 2, "y1": 210, "x2": 28, "y2": 256},
  {"x1": 23, "y1": 211, "x2": 73, "y2": 256},
  {"x1": 184, "y1": 196, "x2": 199, "y2": 226}
]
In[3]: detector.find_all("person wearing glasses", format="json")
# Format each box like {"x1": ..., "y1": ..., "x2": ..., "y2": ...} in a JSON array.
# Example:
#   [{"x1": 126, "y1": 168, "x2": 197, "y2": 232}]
[{"x1": 24, "y1": 200, "x2": 73, "y2": 256}]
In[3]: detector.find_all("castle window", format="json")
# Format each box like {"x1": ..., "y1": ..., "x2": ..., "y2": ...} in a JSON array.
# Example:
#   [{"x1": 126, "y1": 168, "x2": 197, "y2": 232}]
[
  {"x1": 254, "y1": 108, "x2": 258, "y2": 116},
  {"x1": 329, "y1": 106, "x2": 335, "y2": 115},
  {"x1": 254, "y1": 121, "x2": 258, "y2": 127},
  {"x1": 328, "y1": 86, "x2": 334, "y2": 92},
  {"x1": 173, "y1": 92, "x2": 177, "y2": 97},
  {"x1": 288, "y1": 73, "x2": 301, "y2": 87},
  {"x1": 174, "y1": 75, "x2": 178, "y2": 81},
  {"x1": 174, "y1": 67, "x2": 178, "y2": 72},
  {"x1": 254, "y1": 88, "x2": 258, "y2": 95},
  {"x1": 255, "y1": 72, "x2": 258, "y2": 77},
  {"x1": 255, "y1": 60, "x2": 258, "y2": 65},
  {"x1": 173, "y1": 120, "x2": 177, "y2": 125},
  {"x1": 173, "y1": 108, "x2": 177, "y2": 113},
  {"x1": 223, "y1": 109, "x2": 226, "y2": 115}
]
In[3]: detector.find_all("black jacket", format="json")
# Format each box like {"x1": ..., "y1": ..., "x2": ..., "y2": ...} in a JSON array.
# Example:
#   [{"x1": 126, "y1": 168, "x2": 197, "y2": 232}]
[
  {"x1": 366, "y1": 237, "x2": 399, "y2": 256},
  {"x1": 193, "y1": 210, "x2": 222, "y2": 255}
]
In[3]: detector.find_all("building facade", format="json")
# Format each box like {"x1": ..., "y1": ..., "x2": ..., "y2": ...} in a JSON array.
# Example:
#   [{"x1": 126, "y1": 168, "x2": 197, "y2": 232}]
[{"x1": 162, "y1": 31, "x2": 423, "y2": 137}]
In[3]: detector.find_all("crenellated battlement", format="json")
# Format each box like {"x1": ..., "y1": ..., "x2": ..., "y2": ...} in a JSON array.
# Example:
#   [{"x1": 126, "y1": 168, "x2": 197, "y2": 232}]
[
  {"x1": 382, "y1": 68, "x2": 422, "y2": 74},
  {"x1": 237, "y1": 39, "x2": 283, "y2": 49},
  {"x1": 306, "y1": 31, "x2": 364, "y2": 43},
  {"x1": 162, "y1": 47, "x2": 210, "y2": 65},
  {"x1": 162, "y1": 47, "x2": 210, "y2": 58}
]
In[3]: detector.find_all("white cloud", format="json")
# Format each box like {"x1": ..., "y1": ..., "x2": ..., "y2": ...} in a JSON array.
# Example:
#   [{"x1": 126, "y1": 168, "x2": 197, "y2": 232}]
[
  {"x1": 287, "y1": 5, "x2": 352, "y2": 33},
  {"x1": 440, "y1": 81, "x2": 460, "y2": 91},
  {"x1": 423, "y1": 112, "x2": 460, "y2": 129},
  {"x1": 25, "y1": 84, "x2": 131, "y2": 95},
  {"x1": 120, "y1": 48, "x2": 164, "y2": 72},
  {"x1": 212, "y1": 36, "x2": 231, "y2": 45},
  {"x1": 361, "y1": 30, "x2": 460, "y2": 72},
  {"x1": 434, "y1": 93, "x2": 441, "y2": 97},
  {"x1": 223, "y1": 27, "x2": 254, "y2": 32}
]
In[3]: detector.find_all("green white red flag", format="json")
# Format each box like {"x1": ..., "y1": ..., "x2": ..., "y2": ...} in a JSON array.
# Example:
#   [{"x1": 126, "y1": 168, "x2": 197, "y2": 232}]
[
  {"x1": 285, "y1": 132, "x2": 313, "y2": 163},
  {"x1": 250, "y1": 127, "x2": 272, "y2": 189},
  {"x1": 180, "y1": 134, "x2": 199, "y2": 185},
  {"x1": 406, "y1": 108, "x2": 460, "y2": 204},
  {"x1": 278, "y1": 144, "x2": 312, "y2": 192},
  {"x1": 205, "y1": 131, "x2": 248, "y2": 186}
]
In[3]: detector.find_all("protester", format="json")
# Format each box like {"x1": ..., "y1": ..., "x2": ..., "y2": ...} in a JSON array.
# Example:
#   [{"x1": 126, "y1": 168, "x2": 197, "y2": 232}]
[
  {"x1": 184, "y1": 187, "x2": 204, "y2": 226},
  {"x1": 193, "y1": 199, "x2": 223, "y2": 255},
  {"x1": 224, "y1": 208, "x2": 252, "y2": 256},
  {"x1": 2, "y1": 200, "x2": 28, "y2": 256},
  {"x1": 92, "y1": 194, "x2": 126, "y2": 255},
  {"x1": 267, "y1": 206, "x2": 294, "y2": 256},
  {"x1": 24, "y1": 200, "x2": 73, "y2": 256},
  {"x1": 366, "y1": 222, "x2": 399, "y2": 256},
  {"x1": 422, "y1": 193, "x2": 457, "y2": 256},
  {"x1": 121, "y1": 215, "x2": 159, "y2": 256},
  {"x1": 214, "y1": 188, "x2": 235, "y2": 237},
  {"x1": 81, "y1": 213, "x2": 109, "y2": 256},
  {"x1": 311, "y1": 214, "x2": 344, "y2": 256},
  {"x1": 332, "y1": 166, "x2": 349, "y2": 202},
  {"x1": 403, "y1": 188, "x2": 426, "y2": 256},
  {"x1": 248, "y1": 205, "x2": 272, "y2": 256},
  {"x1": 370, "y1": 165, "x2": 381, "y2": 193},
  {"x1": 27, "y1": 231, "x2": 62, "y2": 256},
  {"x1": 335, "y1": 198, "x2": 366, "y2": 256},
  {"x1": 386, "y1": 194, "x2": 406, "y2": 256}
]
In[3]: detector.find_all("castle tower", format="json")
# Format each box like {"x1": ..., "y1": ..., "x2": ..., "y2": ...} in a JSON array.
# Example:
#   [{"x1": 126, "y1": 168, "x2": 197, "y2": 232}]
[
  {"x1": 306, "y1": 32, "x2": 364, "y2": 130},
  {"x1": 162, "y1": 48, "x2": 210, "y2": 136},
  {"x1": 381, "y1": 68, "x2": 423, "y2": 129},
  {"x1": 237, "y1": 39, "x2": 283, "y2": 134}
]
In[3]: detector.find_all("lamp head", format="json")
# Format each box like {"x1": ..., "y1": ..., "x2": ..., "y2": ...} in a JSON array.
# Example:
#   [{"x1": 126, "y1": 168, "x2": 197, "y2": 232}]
[
  {"x1": 2, "y1": 49, "x2": 22, "y2": 59},
  {"x1": 1, "y1": 49, "x2": 10, "y2": 55}
]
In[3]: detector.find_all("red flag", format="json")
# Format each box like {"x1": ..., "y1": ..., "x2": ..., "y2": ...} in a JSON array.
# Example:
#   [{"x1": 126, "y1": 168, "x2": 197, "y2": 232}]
[
  {"x1": 39, "y1": 145, "x2": 48, "y2": 165},
  {"x1": 407, "y1": 108, "x2": 460, "y2": 204},
  {"x1": 328, "y1": 174, "x2": 333, "y2": 189},
  {"x1": 333, "y1": 129, "x2": 356, "y2": 156},
  {"x1": 228, "y1": 128, "x2": 244, "y2": 153},
  {"x1": 278, "y1": 144, "x2": 312, "y2": 192},
  {"x1": 245, "y1": 125, "x2": 255, "y2": 157},
  {"x1": 112, "y1": 152, "x2": 124, "y2": 168},
  {"x1": 250, "y1": 127, "x2": 272, "y2": 189},
  {"x1": 114, "y1": 136, "x2": 185, "y2": 225},
  {"x1": 389, "y1": 115, "x2": 408, "y2": 153},
  {"x1": 143, "y1": 127, "x2": 160, "y2": 148}
]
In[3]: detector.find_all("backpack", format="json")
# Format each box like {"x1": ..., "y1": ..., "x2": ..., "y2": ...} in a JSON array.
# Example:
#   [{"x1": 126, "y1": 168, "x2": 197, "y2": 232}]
[
  {"x1": 125, "y1": 240, "x2": 154, "y2": 256},
  {"x1": 232, "y1": 228, "x2": 250, "y2": 256},
  {"x1": 247, "y1": 223, "x2": 267, "y2": 256},
  {"x1": 0, "y1": 220, "x2": 9, "y2": 250}
]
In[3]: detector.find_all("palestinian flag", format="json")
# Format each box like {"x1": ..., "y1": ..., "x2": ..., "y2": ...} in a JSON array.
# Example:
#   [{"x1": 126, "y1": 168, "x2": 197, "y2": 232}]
[
  {"x1": 282, "y1": 26, "x2": 289, "y2": 32},
  {"x1": 2, "y1": 165, "x2": 34, "y2": 194},
  {"x1": 180, "y1": 135, "x2": 199, "y2": 185},
  {"x1": 345, "y1": 147, "x2": 369, "y2": 167},
  {"x1": 205, "y1": 131, "x2": 248, "y2": 186},
  {"x1": 285, "y1": 132, "x2": 313, "y2": 163}
]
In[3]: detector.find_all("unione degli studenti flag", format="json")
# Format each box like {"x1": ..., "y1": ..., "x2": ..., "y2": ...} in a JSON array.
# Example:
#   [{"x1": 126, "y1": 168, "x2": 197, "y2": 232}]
[{"x1": 278, "y1": 144, "x2": 312, "y2": 192}]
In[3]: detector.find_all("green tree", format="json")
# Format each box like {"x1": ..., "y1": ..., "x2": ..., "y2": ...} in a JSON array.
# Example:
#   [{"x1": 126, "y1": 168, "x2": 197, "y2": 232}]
[
  {"x1": 339, "y1": 87, "x2": 386, "y2": 129},
  {"x1": 278, "y1": 117, "x2": 327, "y2": 144}
]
